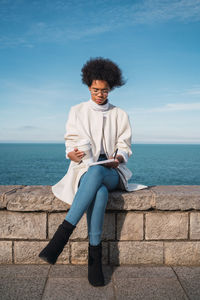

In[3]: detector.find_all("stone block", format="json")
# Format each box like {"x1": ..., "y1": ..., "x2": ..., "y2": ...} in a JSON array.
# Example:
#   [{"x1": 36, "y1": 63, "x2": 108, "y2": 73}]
[
  {"x1": 146, "y1": 212, "x2": 188, "y2": 240},
  {"x1": 165, "y1": 242, "x2": 200, "y2": 265},
  {"x1": 102, "y1": 213, "x2": 115, "y2": 240},
  {"x1": 151, "y1": 185, "x2": 200, "y2": 210},
  {"x1": 5, "y1": 185, "x2": 69, "y2": 211},
  {"x1": 107, "y1": 188, "x2": 154, "y2": 210},
  {"x1": 110, "y1": 241, "x2": 163, "y2": 265},
  {"x1": 0, "y1": 211, "x2": 46, "y2": 239},
  {"x1": 0, "y1": 185, "x2": 23, "y2": 209},
  {"x1": 48, "y1": 212, "x2": 88, "y2": 240},
  {"x1": 14, "y1": 241, "x2": 70, "y2": 264},
  {"x1": 71, "y1": 242, "x2": 88, "y2": 265},
  {"x1": 117, "y1": 212, "x2": 143, "y2": 240},
  {"x1": 0, "y1": 241, "x2": 12, "y2": 263},
  {"x1": 190, "y1": 212, "x2": 200, "y2": 239},
  {"x1": 71, "y1": 242, "x2": 108, "y2": 265},
  {"x1": 48, "y1": 212, "x2": 66, "y2": 238}
]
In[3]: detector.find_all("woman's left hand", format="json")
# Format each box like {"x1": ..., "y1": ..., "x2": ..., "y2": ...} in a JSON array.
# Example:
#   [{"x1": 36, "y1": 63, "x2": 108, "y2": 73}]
[
  {"x1": 103, "y1": 155, "x2": 124, "y2": 168},
  {"x1": 104, "y1": 159, "x2": 119, "y2": 169}
]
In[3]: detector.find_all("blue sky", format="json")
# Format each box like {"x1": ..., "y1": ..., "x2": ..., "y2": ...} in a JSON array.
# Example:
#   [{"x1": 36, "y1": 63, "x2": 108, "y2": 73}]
[{"x1": 0, "y1": 0, "x2": 200, "y2": 144}]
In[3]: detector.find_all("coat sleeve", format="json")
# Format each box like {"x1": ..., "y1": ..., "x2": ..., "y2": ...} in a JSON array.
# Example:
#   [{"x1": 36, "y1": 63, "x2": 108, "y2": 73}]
[
  {"x1": 64, "y1": 107, "x2": 79, "y2": 159},
  {"x1": 115, "y1": 109, "x2": 133, "y2": 161}
]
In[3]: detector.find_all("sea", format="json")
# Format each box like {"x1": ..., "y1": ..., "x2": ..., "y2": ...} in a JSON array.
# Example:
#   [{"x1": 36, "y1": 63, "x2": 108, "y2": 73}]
[{"x1": 0, "y1": 143, "x2": 200, "y2": 186}]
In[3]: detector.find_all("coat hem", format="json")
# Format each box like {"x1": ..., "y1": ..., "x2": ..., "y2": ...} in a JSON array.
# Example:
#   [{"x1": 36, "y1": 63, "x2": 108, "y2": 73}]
[{"x1": 51, "y1": 185, "x2": 72, "y2": 206}]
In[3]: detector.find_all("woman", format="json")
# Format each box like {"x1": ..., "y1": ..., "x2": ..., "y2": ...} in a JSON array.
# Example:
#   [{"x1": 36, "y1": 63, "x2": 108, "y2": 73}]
[{"x1": 39, "y1": 57, "x2": 147, "y2": 287}]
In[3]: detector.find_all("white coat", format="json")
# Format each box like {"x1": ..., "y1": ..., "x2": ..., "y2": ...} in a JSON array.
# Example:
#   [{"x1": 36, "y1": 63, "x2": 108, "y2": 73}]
[{"x1": 52, "y1": 100, "x2": 147, "y2": 205}]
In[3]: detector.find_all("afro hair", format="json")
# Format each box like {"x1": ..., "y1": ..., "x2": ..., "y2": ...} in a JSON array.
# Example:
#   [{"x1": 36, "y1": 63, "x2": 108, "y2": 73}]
[{"x1": 81, "y1": 57, "x2": 125, "y2": 90}]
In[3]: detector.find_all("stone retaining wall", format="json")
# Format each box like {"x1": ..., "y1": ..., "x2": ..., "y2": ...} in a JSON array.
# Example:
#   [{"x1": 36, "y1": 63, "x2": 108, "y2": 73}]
[{"x1": 1, "y1": 185, "x2": 200, "y2": 265}]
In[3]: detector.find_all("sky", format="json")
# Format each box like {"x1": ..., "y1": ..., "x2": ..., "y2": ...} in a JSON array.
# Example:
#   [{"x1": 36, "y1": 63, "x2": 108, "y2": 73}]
[{"x1": 0, "y1": 0, "x2": 200, "y2": 144}]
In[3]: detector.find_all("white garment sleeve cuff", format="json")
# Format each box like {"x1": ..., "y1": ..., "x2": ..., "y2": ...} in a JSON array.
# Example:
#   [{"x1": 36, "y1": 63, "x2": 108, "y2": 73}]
[
  {"x1": 113, "y1": 150, "x2": 128, "y2": 163},
  {"x1": 65, "y1": 146, "x2": 74, "y2": 159}
]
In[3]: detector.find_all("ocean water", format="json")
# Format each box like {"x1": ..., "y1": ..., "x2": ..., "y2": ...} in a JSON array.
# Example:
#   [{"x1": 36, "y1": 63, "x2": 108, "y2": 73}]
[{"x1": 0, "y1": 143, "x2": 200, "y2": 186}]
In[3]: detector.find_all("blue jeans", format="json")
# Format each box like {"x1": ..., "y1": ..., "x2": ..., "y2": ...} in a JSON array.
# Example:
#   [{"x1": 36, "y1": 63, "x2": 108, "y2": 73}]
[{"x1": 65, "y1": 154, "x2": 120, "y2": 245}]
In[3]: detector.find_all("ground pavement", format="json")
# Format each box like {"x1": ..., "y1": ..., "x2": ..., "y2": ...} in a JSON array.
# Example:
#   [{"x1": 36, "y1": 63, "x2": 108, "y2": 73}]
[{"x1": 0, "y1": 264, "x2": 200, "y2": 299}]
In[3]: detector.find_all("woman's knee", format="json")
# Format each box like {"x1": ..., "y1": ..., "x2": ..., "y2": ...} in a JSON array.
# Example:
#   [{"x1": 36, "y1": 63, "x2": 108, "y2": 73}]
[
  {"x1": 87, "y1": 165, "x2": 105, "y2": 178},
  {"x1": 78, "y1": 166, "x2": 105, "y2": 188}
]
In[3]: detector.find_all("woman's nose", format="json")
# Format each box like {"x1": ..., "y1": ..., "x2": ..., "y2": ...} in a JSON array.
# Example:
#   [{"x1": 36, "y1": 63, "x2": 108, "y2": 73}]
[{"x1": 96, "y1": 90, "x2": 104, "y2": 95}]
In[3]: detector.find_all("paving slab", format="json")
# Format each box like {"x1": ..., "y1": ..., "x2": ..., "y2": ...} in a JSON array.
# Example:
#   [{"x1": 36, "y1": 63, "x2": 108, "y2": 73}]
[
  {"x1": 1, "y1": 264, "x2": 200, "y2": 300},
  {"x1": 0, "y1": 264, "x2": 50, "y2": 278},
  {"x1": 49, "y1": 264, "x2": 88, "y2": 278},
  {"x1": 114, "y1": 277, "x2": 188, "y2": 300},
  {"x1": 112, "y1": 265, "x2": 176, "y2": 279},
  {"x1": 173, "y1": 266, "x2": 200, "y2": 300},
  {"x1": 0, "y1": 277, "x2": 47, "y2": 300},
  {"x1": 49, "y1": 264, "x2": 113, "y2": 281},
  {"x1": 42, "y1": 277, "x2": 115, "y2": 300}
]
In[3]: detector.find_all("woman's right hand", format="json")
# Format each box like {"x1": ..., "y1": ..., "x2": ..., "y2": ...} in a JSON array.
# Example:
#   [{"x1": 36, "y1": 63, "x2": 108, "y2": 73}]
[{"x1": 67, "y1": 148, "x2": 85, "y2": 162}]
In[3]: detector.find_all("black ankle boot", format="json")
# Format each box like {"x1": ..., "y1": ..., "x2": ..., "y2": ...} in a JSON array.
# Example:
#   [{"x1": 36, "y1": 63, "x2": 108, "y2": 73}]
[
  {"x1": 88, "y1": 242, "x2": 105, "y2": 286},
  {"x1": 39, "y1": 219, "x2": 76, "y2": 265}
]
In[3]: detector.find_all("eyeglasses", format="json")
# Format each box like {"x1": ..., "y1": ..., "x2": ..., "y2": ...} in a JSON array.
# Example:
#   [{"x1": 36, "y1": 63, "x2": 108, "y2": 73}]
[{"x1": 91, "y1": 88, "x2": 110, "y2": 95}]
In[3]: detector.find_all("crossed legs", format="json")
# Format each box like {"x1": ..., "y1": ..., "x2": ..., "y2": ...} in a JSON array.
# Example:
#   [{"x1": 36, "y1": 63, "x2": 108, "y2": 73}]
[{"x1": 65, "y1": 164, "x2": 120, "y2": 245}]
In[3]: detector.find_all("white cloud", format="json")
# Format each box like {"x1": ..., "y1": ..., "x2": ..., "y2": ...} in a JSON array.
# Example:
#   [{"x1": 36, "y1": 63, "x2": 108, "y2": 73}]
[
  {"x1": 130, "y1": 0, "x2": 200, "y2": 24},
  {"x1": 0, "y1": 79, "x2": 83, "y2": 107},
  {"x1": 18, "y1": 125, "x2": 40, "y2": 130},
  {"x1": 1, "y1": 0, "x2": 200, "y2": 47},
  {"x1": 183, "y1": 88, "x2": 200, "y2": 96},
  {"x1": 131, "y1": 102, "x2": 200, "y2": 114}
]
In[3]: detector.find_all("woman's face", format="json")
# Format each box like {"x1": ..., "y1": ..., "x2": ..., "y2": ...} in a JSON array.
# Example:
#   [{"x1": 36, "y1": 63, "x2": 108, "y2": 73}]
[{"x1": 89, "y1": 80, "x2": 110, "y2": 105}]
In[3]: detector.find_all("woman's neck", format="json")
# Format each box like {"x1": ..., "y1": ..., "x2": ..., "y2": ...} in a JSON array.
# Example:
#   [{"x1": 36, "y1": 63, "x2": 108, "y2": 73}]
[{"x1": 89, "y1": 98, "x2": 109, "y2": 111}]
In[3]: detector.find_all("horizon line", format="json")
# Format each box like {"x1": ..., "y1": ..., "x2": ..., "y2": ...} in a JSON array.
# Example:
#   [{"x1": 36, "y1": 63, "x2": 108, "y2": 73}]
[{"x1": 0, "y1": 141, "x2": 200, "y2": 145}]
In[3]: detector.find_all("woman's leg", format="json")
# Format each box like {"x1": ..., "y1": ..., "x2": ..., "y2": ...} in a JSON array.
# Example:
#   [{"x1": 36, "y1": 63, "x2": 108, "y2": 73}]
[
  {"x1": 65, "y1": 165, "x2": 119, "y2": 227},
  {"x1": 86, "y1": 167, "x2": 119, "y2": 287},
  {"x1": 87, "y1": 169, "x2": 119, "y2": 245},
  {"x1": 86, "y1": 184, "x2": 108, "y2": 246}
]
